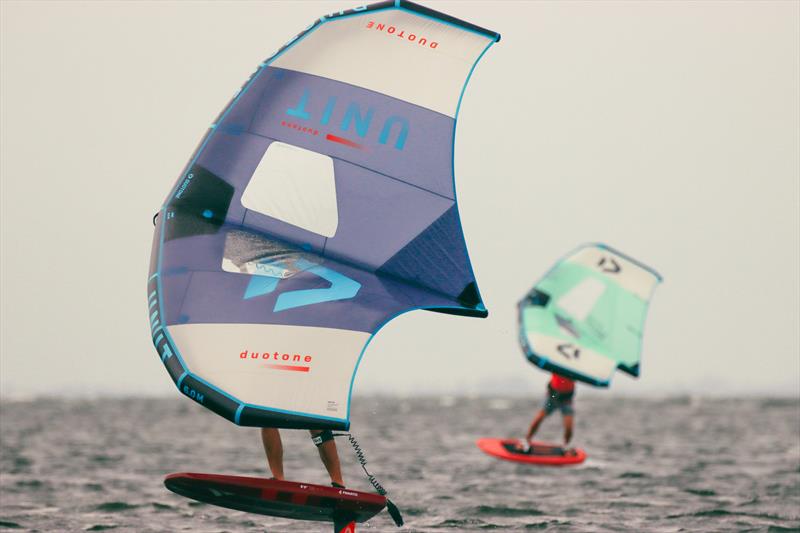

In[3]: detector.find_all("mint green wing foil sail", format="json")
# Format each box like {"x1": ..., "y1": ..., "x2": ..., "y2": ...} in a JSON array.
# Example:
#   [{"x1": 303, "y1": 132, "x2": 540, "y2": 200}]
[{"x1": 519, "y1": 244, "x2": 662, "y2": 387}]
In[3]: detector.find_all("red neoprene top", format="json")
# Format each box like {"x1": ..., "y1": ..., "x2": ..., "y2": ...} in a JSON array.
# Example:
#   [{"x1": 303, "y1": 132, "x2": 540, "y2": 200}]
[{"x1": 549, "y1": 373, "x2": 575, "y2": 393}]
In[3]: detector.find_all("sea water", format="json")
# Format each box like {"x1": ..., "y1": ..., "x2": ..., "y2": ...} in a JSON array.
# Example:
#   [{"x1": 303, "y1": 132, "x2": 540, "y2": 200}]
[{"x1": 1, "y1": 396, "x2": 798, "y2": 532}]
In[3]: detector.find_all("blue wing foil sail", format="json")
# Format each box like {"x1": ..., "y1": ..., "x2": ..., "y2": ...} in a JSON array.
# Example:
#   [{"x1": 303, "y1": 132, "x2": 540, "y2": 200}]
[{"x1": 147, "y1": 1, "x2": 499, "y2": 430}]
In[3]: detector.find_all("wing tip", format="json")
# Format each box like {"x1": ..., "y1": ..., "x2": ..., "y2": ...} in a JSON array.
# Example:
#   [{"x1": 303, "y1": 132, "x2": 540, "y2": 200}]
[
  {"x1": 618, "y1": 362, "x2": 641, "y2": 378},
  {"x1": 587, "y1": 242, "x2": 664, "y2": 282},
  {"x1": 395, "y1": 0, "x2": 501, "y2": 42}
]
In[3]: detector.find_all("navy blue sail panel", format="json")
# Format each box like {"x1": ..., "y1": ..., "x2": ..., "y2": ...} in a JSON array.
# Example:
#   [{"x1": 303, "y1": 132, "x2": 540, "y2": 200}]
[{"x1": 148, "y1": 1, "x2": 499, "y2": 430}]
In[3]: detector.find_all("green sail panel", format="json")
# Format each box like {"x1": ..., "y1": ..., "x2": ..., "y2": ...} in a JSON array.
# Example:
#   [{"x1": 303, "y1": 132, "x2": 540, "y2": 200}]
[{"x1": 518, "y1": 244, "x2": 662, "y2": 387}]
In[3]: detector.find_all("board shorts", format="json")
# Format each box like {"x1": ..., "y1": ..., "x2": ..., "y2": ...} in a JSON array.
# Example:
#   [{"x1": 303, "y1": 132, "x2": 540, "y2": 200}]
[{"x1": 543, "y1": 386, "x2": 574, "y2": 416}]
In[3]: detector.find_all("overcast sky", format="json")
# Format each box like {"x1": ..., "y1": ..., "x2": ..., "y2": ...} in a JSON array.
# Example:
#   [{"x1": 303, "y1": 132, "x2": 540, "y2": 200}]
[{"x1": 1, "y1": 1, "x2": 798, "y2": 398}]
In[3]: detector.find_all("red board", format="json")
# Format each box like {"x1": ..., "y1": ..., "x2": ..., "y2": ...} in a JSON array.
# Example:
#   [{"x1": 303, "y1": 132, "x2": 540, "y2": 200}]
[
  {"x1": 164, "y1": 472, "x2": 386, "y2": 525},
  {"x1": 476, "y1": 438, "x2": 587, "y2": 466}
]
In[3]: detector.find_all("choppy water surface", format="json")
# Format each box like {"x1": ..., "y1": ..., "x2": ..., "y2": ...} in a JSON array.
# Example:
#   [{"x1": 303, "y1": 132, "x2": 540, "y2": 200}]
[{"x1": 1, "y1": 396, "x2": 798, "y2": 532}]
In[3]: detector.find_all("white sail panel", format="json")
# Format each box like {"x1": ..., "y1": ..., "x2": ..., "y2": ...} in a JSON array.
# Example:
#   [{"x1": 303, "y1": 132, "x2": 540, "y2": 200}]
[
  {"x1": 272, "y1": 8, "x2": 493, "y2": 117},
  {"x1": 170, "y1": 323, "x2": 369, "y2": 421}
]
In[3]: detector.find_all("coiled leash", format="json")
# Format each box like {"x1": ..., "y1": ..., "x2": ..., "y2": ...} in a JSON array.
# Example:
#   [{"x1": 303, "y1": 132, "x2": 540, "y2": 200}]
[{"x1": 319, "y1": 432, "x2": 403, "y2": 527}]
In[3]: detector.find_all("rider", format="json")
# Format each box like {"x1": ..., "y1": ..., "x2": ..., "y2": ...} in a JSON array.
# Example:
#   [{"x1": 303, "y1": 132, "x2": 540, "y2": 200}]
[
  {"x1": 525, "y1": 372, "x2": 575, "y2": 447},
  {"x1": 261, "y1": 428, "x2": 345, "y2": 488}
]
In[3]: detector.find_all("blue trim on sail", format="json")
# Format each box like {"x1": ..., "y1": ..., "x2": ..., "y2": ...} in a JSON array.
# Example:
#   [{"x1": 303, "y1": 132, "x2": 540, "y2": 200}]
[{"x1": 445, "y1": 38, "x2": 497, "y2": 313}]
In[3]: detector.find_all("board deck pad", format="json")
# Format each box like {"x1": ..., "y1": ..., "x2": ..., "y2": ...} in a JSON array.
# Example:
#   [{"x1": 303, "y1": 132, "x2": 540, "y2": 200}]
[
  {"x1": 164, "y1": 472, "x2": 386, "y2": 524},
  {"x1": 476, "y1": 438, "x2": 587, "y2": 465}
]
